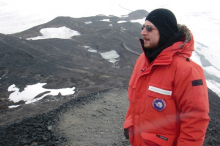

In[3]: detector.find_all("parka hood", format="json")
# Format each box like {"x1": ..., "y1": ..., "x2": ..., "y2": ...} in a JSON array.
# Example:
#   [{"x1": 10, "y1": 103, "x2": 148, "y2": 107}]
[
  {"x1": 177, "y1": 24, "x2": 193, "y2": 50},
  {"x1": 171, "y1": 24, "x2": 194, "y2": 59},
  {"x1": 158, "y1": 24, "x2": 194, "y2": 61}
]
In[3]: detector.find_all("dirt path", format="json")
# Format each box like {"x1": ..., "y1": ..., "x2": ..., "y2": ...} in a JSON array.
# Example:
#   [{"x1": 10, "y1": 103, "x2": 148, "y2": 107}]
[{"x1": 57, "y1": 88, "x2": 131, "y2": 146}]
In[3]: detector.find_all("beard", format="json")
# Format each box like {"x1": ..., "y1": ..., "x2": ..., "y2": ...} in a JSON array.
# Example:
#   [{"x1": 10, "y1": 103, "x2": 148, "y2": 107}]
[
  {"x1": 144, "y1": 42, "x2": 158, "y2": 49},
  {"x1": 143, "y1": 36, "x2": 159, "y2": 49}
]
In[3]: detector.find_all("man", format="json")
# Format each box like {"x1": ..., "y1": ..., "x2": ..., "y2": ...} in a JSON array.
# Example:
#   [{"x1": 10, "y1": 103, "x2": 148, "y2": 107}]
[{"x1": 123, "y1": 8, "x2": 210, "y2": 146}]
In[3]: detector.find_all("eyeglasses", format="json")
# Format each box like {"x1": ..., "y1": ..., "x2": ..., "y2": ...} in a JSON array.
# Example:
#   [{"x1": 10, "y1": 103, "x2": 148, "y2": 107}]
[{"x1": 141, "y1": 25, "x2": 157, "y2": 32}]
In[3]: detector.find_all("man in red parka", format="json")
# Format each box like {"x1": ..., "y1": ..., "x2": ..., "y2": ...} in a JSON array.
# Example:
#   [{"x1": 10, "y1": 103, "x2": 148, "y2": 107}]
[{"x1": 123, "y1": 8, "x2": 210, "y2": 146}]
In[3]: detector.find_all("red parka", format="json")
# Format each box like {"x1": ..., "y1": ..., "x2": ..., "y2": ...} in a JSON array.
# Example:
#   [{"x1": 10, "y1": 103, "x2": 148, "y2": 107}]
[{"x1": 123, "y1": 24, "x2": 210, "y2": 146}]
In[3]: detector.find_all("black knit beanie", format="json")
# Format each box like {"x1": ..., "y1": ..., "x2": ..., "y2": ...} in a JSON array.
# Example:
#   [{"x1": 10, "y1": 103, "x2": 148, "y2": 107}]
[{"x1": 145, "y1": 8, "x2": 178, "y2": 48}]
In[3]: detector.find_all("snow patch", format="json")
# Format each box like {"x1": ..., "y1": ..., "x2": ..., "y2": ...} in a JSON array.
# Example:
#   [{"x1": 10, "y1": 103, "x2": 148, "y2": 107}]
[
  {"x1": 204, "y1": 66, "x2": 220, "y2": 79},
  {"x1": 88, "y1": 49, "x2": 98, "y2": 53},
  {"x1": 85, "y1": 21, "x2": 92, "y2": 24},
  {"x1": 8, "y1": 83, "x2": 75, "y2": 107},
  {"x1": 191, "y1": 52, "x2": 202, "y2": 67},
  {"x1": 26, "y1": 26, "x2": 80, "y2": 40},
  {"x1": 100, "y1": 19, "x2": 110, "y2": 22},
  {"x1": 117, "y1": 20, "x2": 127, "y2": 23},
  {"x1": 121, "y1": 27, "x2": 126, "y2": 31},
  {"x1": 100, "y1": 50, "x2": 119, "y2": 63},
  {"x1": 85, "y1": 46, "x2": 119, "y2": 63},
  {"x1": 206, "y1": 80, "x2": 220, "y2": 97},
  {"x1": 195, "y1": 42, "x2": 220, "y2": 71},
  {"x1": 130, "y1": 18, "x2": 145, "y2": 24},
  {"x1": 8, "y1": 105, "x2": 20, "y2": 108},
  {"x1": 84, "y1": 46, "x2": 97, "y2": 53}
]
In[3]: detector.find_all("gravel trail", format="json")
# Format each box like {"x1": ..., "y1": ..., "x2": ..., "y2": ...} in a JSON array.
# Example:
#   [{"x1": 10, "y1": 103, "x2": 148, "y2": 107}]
[{"x1": 57, "y1": 88, "x2": 130, "y2": 146}]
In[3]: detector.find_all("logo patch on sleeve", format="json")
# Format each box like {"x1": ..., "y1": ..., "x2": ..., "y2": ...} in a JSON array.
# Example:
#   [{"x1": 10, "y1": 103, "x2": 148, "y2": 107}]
[{"x1": 192, "y1": 79, "x2": 203, "y2": 86}]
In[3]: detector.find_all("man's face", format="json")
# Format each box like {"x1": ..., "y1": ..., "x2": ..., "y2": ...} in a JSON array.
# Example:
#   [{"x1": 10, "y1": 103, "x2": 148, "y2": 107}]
[{"x1": 141, "y1": 20, "x2": 160, "y2": 49}]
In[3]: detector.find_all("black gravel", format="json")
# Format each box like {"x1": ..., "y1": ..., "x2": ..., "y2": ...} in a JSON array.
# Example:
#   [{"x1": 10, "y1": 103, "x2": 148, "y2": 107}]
[
  {"x1": 0, "y1": 89, "x2": 110, "y2": 146},
  {"x1": 0, "y1": 111, "x2": 64, "y2": 146},
  {"x1": 204, "y1": 89, "x2": 220, "y2": 146}
]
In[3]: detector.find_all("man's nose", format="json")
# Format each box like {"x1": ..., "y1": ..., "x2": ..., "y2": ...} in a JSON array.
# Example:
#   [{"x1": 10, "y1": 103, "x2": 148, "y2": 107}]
[{"x1": 141, "y1": 29, "x2": 148, "y2": 36}]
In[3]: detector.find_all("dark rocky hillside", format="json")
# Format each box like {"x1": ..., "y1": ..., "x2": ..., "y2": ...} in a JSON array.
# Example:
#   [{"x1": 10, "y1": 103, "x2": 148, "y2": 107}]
[
  {"x1": 0, "y1": 9, "x2": 219, "y2": 145},
  {"x1": 0, "y1": 10, "x2": 148, "y2": 109}
]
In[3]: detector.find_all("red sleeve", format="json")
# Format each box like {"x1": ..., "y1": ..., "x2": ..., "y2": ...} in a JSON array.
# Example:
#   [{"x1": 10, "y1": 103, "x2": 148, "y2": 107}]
[{"x1": 173, "y1": 64, "x2": 210, "y2": 146}]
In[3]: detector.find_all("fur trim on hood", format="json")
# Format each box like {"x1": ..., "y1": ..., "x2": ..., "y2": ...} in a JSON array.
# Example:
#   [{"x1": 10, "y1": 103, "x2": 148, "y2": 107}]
[{"x1": 177, "y1": 24, "x2": 191, "y2": 49}]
